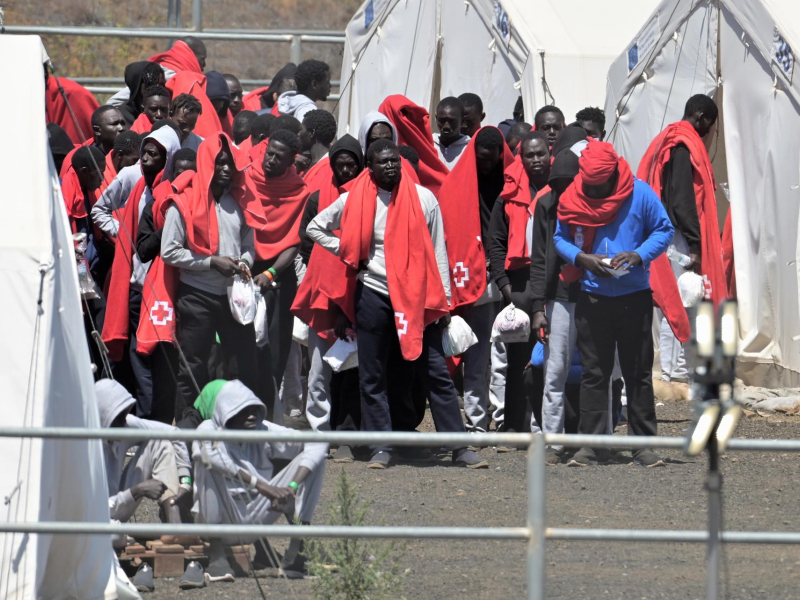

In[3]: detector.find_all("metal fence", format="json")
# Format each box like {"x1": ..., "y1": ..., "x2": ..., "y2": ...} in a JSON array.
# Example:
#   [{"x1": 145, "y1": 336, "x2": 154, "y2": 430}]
[{"x1": 2, "y1": 426, "x2": 800, "y2": 599}]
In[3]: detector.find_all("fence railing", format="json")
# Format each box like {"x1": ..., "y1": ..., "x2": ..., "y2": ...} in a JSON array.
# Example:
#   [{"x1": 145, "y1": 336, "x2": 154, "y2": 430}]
[{"x1": 2, "y1": 427, "x2": 800, "y2": 599}]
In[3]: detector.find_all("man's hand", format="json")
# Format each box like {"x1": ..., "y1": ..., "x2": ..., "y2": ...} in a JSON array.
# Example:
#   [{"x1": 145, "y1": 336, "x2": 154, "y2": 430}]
[
  {"x1": 686, "y1": 253, "x2": 702, "y2": 274},
  {"x1": 210, "y1": 256, "x2": 240, "y2": 277},
  {"x1": 500, "y1": 284, "x2": 513, "y2": 304},
  {"x1": 576, "y1": 253, "x2": 613, "y2": 278},
  {"x1": 532, "y1": 311, "x2": 549, "y2": 344},
  {"x1": 168, "y1": 486, "x2": 191, "y2": 507},
  {"x1": 334, "y1": 313, "x2": 352, "y2": 341},
  {"x1": 255, "y1": 481, "x2": 295, "y2": 508},
  {"x1": 253, "y1": 273, "x2": 273, "y2": 291},
  {"x1": 131, "y1": 479, "x2": 167, "y2": 501},
  {"x1": 610, "y1": 251, "x2": 642, "y2": 271},
  {"x1": 437, "y1": 313, "x2": 452, "y2": 330},
  {"x1": 238, "y1": 261, "x2": 252, "y2": 282}
]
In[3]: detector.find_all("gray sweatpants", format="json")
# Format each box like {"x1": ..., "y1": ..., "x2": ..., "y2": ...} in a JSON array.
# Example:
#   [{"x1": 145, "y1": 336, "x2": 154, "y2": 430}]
[
  {"x1": 489, "y1": 341, "x2": 507, "y2": 429},
  {"x1": 196, "y1": 454, "x2": 325, "y2": 544},
  {"x1": 659, "y1": 230, "x2": 690, "y2": 382},
  {"x1": 306, "y1": 328, "x2": 333, "y2": 431},
  {"x1": 541, "y1": 301, "x2": 578, "y2": 449},
  {"x1": 461, "y1": 301, "x2": 501, "y2": 432}
]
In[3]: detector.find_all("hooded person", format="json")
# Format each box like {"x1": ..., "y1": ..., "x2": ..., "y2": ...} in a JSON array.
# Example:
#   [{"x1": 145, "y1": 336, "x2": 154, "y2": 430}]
[
  {"x1": 100, "y1": 125, "x2": 182, "y2": 421},
  {"x1": 307, "y1": 138, "x2": 487, "y2": 470},
  {"x1": 156, "y1": 132, "x2": 261, "y2": 425},
  {"x1": 43, "y1": 48, "x2": 100, "y2": 145},
  {"x1": 242, "y1": 63, "x2": 297, "y2": 112},
  {"x1": 357, "y1": 111, "x2": 398, "y2": 156},
  {"x1": 165, "y1": 71, "x2": 224, "y2": 139},
  {"x1": 117, "y1": 61, "x2": 167, "y2": 126},
  {"x1": 528, "y1": 125, "x2": 588, "y2": 461},
  {"x1": 192, "y1": 379, "x2": 328, "y2": 581},
  {"x1": 378, "y1": 95, "x2": 449, "y2": 196},
  {"x1": 48, "y1": 122, "x2": 76, "y2": 174},
  {"x1": 553, "y1": 140, "x2": 673, "y2": 468},
  {"x1": 292, "y1": 134, "x2": 364, "y2": 433},
  {"x1": 205, "y1": 71, "x2": 234, "y2": 138},
  {"x1": 242, "y1": 129, "x2": 309, "y2": 422}
]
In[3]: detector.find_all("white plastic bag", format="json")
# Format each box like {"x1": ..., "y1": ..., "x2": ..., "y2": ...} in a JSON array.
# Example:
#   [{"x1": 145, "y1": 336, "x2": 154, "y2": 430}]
[
  {"x1": 323, "y1": 338, "x2": 359, "y2": 372},
  {"x1": 227, "y1": 274, "x2": 257, "y2": 325},
  {"x1": 678, "y1": 271, "x2": 705, "y2": 307},
  {"x1": 491, "y1": 303, "x2": 531, "y2": 343},
  {"x1": 254, "y1": 294, "x2": 268, "y2": 347},
  {"x1": 442, "y1": 315, "x2": 478, "y2": 357},
  {"x1": 292, "y1": 317, "x2": 310, "y2": 346}
]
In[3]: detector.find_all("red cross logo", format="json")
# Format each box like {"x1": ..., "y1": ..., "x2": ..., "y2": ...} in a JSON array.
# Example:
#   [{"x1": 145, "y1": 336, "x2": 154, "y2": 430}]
[
  {"x1": 453, "y1": 262, "x2": 469, "y2": 288},
  {"x1": 150, "y1": 301, "x2": 173, "y2": 326},
  {"x1": 395, "y1": 311, "x2": 408, "y2": 338},
  {"x1": 702, "y1": 275, "x2": 713, "y2": 300}
]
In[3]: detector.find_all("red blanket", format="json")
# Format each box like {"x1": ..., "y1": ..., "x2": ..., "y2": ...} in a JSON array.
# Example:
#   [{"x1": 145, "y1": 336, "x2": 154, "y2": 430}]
[
  {"x1": 637, "y1": 121, "x2": 726, "y2": 342},
  {"x1": 242, "y1": 86, "x2": 269, "y2": 112},
  {"x1": 303, "y1": 156, "x2": 331, "y2": 193},
  {"x1": 46, "y1": 76, "x2": 99, "y2": 145},
  {"x1": 130, "y1": 112, "x2": 152, "y2": 134},
  {"x1": 339, "y1": 169, "x2": 449, "y2": 360},
  {"x1": 148, "y1": 40, "x2": 202, "y2": 74},
  {"x1": 438, "y1": 126, "x2": 513, "y2": 308},
  {"x1": 165, "y1": 72, "x2": 222, "y2": 139},
  {"x1": 378, "y1": 95, "x2": 449, "y2": 196},
  {"x1": 243, "y1": 141, "x2": 309, "y2": 263},
  {"x1": 502, "y1": 155, "x2": 545, "y2": 271}
]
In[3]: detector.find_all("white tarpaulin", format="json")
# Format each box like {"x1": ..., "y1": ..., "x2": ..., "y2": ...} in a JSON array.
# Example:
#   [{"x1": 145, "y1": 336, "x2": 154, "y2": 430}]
[
  {"x1": 337, "y1": 0, "x2": 659, "y2": 137},
  {"x1": 605, "y1": 0, "x2": 800, "y2": 387},
  {"x1": 0, "y1": 35, "x2": 116, "y2": 599}
]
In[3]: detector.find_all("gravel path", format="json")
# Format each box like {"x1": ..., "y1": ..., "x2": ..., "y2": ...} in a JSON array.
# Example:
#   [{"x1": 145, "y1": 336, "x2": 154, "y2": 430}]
[{"x1": 140, "y1": 400, "x2": 800, "y2": 599}]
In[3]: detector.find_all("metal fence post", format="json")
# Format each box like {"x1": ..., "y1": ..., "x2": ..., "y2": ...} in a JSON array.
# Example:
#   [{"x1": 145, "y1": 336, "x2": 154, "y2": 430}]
[
  {"x1": 290, "y1": 35, "x2": 302, "y2": 65},
  {"x1": 192, "y1": 0, "x2": 203, "y2": 32},
  {"x1": 528, "y1": 435, "x2": 546, "y2": 600}
]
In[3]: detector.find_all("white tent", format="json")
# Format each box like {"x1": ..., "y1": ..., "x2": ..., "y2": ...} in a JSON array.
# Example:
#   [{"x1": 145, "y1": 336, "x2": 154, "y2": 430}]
[
  {"x1": 337, "y1": 0, "x2": 659, "y2": 137},
  {"x1": 0, "y1": 35, "x2": 117, "y2": 599},
  {"x1": 604, "y1": 0, "x2": 800, "y2": 387}
]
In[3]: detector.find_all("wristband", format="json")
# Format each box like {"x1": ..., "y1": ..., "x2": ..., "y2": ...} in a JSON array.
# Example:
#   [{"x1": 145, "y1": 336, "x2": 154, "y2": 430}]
[
  {"x1": 247, "y1": 475, "x2": 258, "y2": 491},
  {"x1": 267, "y1": 267, "x2": 278, "y2": 281},
  {"x1": 263, "y1": 270, "x2": 275, "y2": 283},
  {"x1": 288, "y1": 481, "x2": 299, "y2": 492},
  {"x1": 179, "y1": 476, "x2": 192, "y2": 485}
]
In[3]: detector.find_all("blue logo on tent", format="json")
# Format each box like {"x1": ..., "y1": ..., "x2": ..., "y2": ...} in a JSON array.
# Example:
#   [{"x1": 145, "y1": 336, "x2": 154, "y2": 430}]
[
  {"x1": 627, "y1": 43, "x2": 639, "y2": 72},
  {"x1": 365, "y1": 0, "x2": 375, "y2": 28}
]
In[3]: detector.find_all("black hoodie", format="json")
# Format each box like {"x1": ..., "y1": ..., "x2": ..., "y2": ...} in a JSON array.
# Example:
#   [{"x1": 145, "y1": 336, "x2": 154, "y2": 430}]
[
  {"x1": 118, "y1": 61, "x2": 152, "y2": 126},
  {"x1": 298, "y1": 134, "x2": 364, "y2": 265}
]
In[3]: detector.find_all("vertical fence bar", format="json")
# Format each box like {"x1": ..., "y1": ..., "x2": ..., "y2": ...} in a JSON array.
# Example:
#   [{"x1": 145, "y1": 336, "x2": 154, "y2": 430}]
[
  {"x1": 290, "y1": 35, "x2": 302, "y2": 65},
  {"x1": 192, "y1": 0, "x2": 203, "y2": 32},
  {"x1": 528, "y1": 435, "x2": 546, "y2": 600}
]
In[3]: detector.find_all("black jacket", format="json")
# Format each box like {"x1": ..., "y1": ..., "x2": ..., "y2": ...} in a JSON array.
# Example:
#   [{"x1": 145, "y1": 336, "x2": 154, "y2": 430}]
[
  {"x1": 136, "y1": 201, "x2": 162, "y2": 265},
  {"x1": 298, "y1": 190, "x2": 320, "y2": 266},
  {"x1": 662, "y1": 143, "x2": 701, "y2": 254},
  {"x1": 488, "y1": 198, "x2": 533, "y2": 315}
]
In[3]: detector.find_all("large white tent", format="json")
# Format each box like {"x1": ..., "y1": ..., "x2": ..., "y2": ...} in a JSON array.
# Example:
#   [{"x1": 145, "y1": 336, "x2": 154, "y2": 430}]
[
  {"x1": 337, "y1": 0, "x2": 659, "y2": 137},
  {"x1": 0, "y1": 35, "x2": 117, "y2": 599},
  {"x1": 604, "y1": 0, "x2": 800, "y2": 387}
]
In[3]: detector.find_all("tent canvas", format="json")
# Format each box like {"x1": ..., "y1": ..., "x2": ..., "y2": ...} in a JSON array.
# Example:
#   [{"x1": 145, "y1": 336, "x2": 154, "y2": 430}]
[
  {"x1": 604, "y1": 0, "x2": 800, "y2": 387},
  {"x1": 337, "y1": 0, "x2": 659, "y2": 137},
  {"x1": 0, "y1": 35, "x2": 116, "y2": 599}
]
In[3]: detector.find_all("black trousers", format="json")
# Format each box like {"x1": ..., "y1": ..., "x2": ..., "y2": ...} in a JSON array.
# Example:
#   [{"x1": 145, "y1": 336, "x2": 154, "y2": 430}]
[
  {"x1": 256, "y1": 268, "x2": 298, "y2": 421},
  {"x1": 355, "y1": 284, "x2": 466, "y2": 454},
  {"x1": 501, "y1": 267, "x2": 536, "y2": 433},
  {"x1": 574, "y1": 289, "x2": 657, "y2": 439},
  {"x1": 175, "y1": 282, "x2": 259, "y2": 421}
]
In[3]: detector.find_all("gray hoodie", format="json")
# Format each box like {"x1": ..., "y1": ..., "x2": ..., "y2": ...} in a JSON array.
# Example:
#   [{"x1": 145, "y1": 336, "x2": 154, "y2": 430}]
[
  {"x1": 276, "y1": 90, "x2": 317, "y2": 123},
  {"x1": 357, "y1": 110, "x2": 398, "y2": 155},
  {"x1": 95, "y1": 379, "x2": 191, "y2": 522},
  {"x1": 193, "y1": 380, "x2": 328, "y2": 497}
]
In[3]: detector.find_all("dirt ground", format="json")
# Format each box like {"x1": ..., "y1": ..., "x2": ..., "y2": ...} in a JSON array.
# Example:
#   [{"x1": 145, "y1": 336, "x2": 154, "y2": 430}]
[{"x1": 140, "y1": 401, "x2": 800, "y2": 600}]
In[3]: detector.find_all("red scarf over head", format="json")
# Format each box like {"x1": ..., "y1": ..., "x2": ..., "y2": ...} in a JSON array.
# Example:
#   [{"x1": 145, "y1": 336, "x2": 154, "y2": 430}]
[
  {"x1": 165, "y1": 72, "x2": 222, "y2": 139},
  {"x1": 130, "y1": 112, "x2": 152, "y2": 134},
  {"x1": 339, "y1": 170, "x2": 449, "y2": 360},
  {"x1": 378, "y1": 95, "x2": 449, "y2": 196},
  {"x1": 243, "y1": 141, "x2": 310, "y2": 263},
  {"x1": 438, "y1": 126, "x2": 514, "y2": 309},
  {"x1": 45, "y1": 76, "x2": 99, "y2": 145},
  {"x1": 637, "y1": 120, "x2": 726, "y2": 342},
  {"x1": 557, "y1": 140, "x2": 634, "y2": 282},
  {"x1": 148, "y1": 40, "x2": 202, "y2": 74},
  {"x1": 242, "y1": 86, "x2": 269, "y2": 112},
  {"x1": 501, "y1": 153, "x2": 541, "y2": 271}
]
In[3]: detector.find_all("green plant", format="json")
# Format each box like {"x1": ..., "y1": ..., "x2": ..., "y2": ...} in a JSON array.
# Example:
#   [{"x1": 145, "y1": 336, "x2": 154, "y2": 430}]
[{"x1": 304, "y1": 469, "x2": 406, "y2": 600}]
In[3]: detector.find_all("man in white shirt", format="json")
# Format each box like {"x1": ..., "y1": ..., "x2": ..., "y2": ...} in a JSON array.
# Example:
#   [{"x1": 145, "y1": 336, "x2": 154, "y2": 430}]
[{"x1": 433, "y1": 96, "x2": 471, "y2": 170}]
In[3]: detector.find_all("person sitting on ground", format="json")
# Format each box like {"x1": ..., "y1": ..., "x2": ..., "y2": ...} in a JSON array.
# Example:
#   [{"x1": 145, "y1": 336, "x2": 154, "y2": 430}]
[
  {"x1": 534, "y1": 105, "x2": 566, "y2": 150},
  {"x1": 232, "y1": 110, "x2": 257, "y2": 146},
  {"x1": 298, "y1": 108, "x2": 338, "y2": 172},
  {"x1": 458, "y1": 92, "x2": 485, "y2": 137},
  {"x1": 505, "y1": 121, "x2": 533, "y2": 155},
  {"x1": 276, "y1": 59, "x2": 331, "y2": 122},
  {"x1": 222, "y1": 73, "x2": 244, "y2": 117},
  {"x1": 433, "y1": 96, "x2": 470, "y2": 169},
  {"x1": 575, "y1": 106, "x2": 606, "y2": 141},
  {"x1": 169, "y1": 93, "x2": 204, "y2": 152},
  {"x1": 131, "y1": 85, "x2": 172, "y2": 134},
  {"x1": 193, "y1": 379, "x2": 328, "y2": 581}
]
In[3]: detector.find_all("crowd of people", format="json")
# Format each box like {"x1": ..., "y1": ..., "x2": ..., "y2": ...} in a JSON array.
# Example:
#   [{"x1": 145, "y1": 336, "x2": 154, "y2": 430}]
[{"x1": 44, "y1": 36, "x2": 726, "y2": 590}]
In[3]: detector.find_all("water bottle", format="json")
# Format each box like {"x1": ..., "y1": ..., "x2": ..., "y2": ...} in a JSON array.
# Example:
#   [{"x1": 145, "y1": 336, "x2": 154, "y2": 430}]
[
  {"x1": 667, "y1": 244, "x2": 692, "y2": 268},
  {"x1": 574, "y1": 226, "x2": 584, "y2": 249}
]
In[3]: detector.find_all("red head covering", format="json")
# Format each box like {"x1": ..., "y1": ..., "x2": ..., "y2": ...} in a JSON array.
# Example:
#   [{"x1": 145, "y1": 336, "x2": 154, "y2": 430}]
[
  {"x1": 581, "y1": 141, "x2": 619, "y2": 184},
  {"x1": 148, "y1": 40, "x2": 202, "y2": 74},
  {"x1": 243, "y1": 140, "x2": 310, "y2": 263},
  {"x1": 638, "y1": 120, "x2": 726, "y2": 343},
  {"x1": 438, "y1": 126, "x2": 514, "y2": 309},
  {"x1": 339, "y1": 169, "x2": 449, "y2": 360},
  {"x1": 46, "y1": 76, "x2": 100, "y2": 145},
  {"x1": 378, "y1": 95, "x2": 449, "y2": 196},
  {"x1": 165, "y1": 72, "x2": 222, "y2": 139}
]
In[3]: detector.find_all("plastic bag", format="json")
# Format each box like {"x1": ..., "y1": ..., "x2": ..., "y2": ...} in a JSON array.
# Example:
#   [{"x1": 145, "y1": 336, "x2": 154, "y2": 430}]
[
  {"x1": 491, "y1": 303, "x2": 531, "y2": 343},
  {"x1": 73, "y1": 232, "x2": 100, "y2": 300},
  {"x1": 323, "y1": 338, "x2": 359, "y2": 372},
  {"x1": 227, "y1": 274, "x2": 256, "y2": 325},
  {"x1": 678, "y1": 271, "x2": 705, "y2": 307},
  {"x1": 292, "y1": 317, "x2": 309, "y2": 346},
  {"x1": 254, "y1": 293, "x2": 268, "y2": 347},
  {"x1": 441, "y1": 315, "x2": 478, "y2": 357}
]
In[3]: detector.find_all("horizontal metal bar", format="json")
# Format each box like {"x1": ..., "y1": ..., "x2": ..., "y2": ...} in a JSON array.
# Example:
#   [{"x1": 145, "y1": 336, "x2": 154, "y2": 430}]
[
  {"x1": 726, "y1": 439, "x2": 800, "y2": 452},
  {"x1": 5, "y1": 25, "x2": 294, "y2": 42},
  {"x1": 544, "y1": 434, "x2": 687, "y2": 450},
  {"x1": 0, "y1": 522, "x2": 529, "y2": 540},
  {"x1": 204, "y1": 28, "x2": 344, "y2": 38},
  {"x1": 300, "y1": 34, "x2": 347, "y2": 43},
  {"x1": 547, "y1": 528, "x2": 800, "y2": 545}
]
